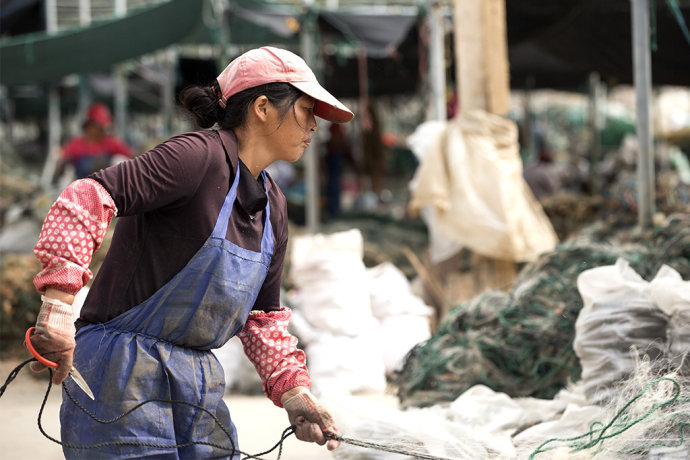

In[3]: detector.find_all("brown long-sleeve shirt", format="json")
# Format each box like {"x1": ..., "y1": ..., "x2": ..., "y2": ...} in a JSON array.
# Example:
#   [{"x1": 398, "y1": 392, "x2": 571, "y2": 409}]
[{"x1": 77, "y1": 129, "x2": 287, "y2": 328}]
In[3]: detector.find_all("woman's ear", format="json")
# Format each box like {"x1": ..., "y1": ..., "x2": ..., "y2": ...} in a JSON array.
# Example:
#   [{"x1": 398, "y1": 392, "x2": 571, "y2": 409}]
[{"x1": 252, "y1": 95, "x2": 270, "y2": 122}]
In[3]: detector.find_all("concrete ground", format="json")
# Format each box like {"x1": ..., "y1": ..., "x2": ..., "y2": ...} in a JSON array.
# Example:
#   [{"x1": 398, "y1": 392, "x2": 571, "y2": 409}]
[{"x1": 0, "y1": 358, "x2": 333, "y2": 460}]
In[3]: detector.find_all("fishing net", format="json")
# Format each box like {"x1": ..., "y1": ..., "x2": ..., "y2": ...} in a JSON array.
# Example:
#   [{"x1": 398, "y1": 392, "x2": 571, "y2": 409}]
[
  {"x1": 394, "y1": 214, "x2": 690, "y2": 408},
  {"x1": 327, "y1": 357, "x2": 690, "y2": 460},
  {"x1": 516, "y1": 357, "x2": 690, "y2": 459}
]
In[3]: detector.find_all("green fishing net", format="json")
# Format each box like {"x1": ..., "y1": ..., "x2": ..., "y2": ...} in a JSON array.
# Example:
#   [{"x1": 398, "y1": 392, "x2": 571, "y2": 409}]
[{"x1": 394, "y1": 214, "x2": 690, "y2": 408}]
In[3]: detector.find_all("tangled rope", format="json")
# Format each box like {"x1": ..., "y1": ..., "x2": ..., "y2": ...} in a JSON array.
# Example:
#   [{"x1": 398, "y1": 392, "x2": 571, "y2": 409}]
[
  {"x1": 2, "y1": 359, "x2": 452, "y2": 459},
  {"x1": 1, "y1": 358, "x2": 293, "y2": 460}
]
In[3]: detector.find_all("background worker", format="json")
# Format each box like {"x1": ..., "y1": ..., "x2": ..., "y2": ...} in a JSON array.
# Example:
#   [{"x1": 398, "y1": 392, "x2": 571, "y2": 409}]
[
  {"x1": 324, "y1": 122, "x2": 358, "y2": 219},
  {"x1": 27, "y1": 46, "x2": 353, "y2": 459},
  {"x1": 360, "y1": 100, "x2": 386, "y2": 205},
  {"x1": 56, "y1": 102, "x2": 132, "y2": 180}
]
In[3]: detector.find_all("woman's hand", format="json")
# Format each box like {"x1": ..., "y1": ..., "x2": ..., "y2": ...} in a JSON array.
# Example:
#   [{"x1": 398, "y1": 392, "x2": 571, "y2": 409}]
[
  {"x1": 28, "y1": 289, "x2": 76, "y2": 385},
  {"x1": 281, "y1": 387, "x2": 340, "y2": 451}
]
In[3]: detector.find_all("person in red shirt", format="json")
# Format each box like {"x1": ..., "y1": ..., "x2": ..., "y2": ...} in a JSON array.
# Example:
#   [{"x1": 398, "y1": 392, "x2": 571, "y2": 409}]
[{"x1": 58, "y1": 103, "x2": 131, "y2": 179}]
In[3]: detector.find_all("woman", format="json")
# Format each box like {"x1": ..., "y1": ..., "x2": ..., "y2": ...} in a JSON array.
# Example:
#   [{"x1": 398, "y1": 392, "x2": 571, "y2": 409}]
[{"x1": 28, "y1": 46, "x2": 353, "y2": 459}]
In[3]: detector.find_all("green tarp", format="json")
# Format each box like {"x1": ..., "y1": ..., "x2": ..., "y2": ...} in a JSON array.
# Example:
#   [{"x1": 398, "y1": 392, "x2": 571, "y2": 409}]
[{"x1": 0, "y1": 0, "x2": 203, "y2": 87}]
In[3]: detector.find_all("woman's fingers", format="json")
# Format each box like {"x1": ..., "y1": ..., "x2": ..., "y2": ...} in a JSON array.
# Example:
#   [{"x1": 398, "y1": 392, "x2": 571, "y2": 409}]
[{"x1": 294, "y1": 420, "x2": 327, "y2": 445}]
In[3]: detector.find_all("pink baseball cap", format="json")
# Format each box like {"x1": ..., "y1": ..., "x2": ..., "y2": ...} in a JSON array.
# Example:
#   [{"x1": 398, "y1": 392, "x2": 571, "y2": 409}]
[{"x1": 216, "y1": 46, "x2": 354, "y2": 123}]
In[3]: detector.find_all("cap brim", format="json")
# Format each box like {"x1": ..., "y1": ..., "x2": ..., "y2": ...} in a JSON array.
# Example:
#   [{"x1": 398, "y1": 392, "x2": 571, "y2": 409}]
[{"x1": 290, "y1": 81, "x2": 354, "y2": 123}]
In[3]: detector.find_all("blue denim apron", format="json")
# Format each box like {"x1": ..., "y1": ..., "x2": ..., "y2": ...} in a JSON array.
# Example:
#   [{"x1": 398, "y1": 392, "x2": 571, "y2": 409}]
[{"x1": 60, "y1": 166, "x2": 273, "y2": 459}]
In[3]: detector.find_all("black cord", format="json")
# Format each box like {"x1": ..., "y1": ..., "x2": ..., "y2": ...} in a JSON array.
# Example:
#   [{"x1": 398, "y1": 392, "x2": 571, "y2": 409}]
[
  {"x1": 0, "y1": 357, "x2": 33, "y2": 397},
  {"x1": 2, "y1": 359, "x2": 295, "y2": 459}
]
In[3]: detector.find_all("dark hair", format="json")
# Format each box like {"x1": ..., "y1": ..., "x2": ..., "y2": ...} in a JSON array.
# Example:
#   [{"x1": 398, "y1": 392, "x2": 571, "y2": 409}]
[{"x1": 179, "y1": 82, "x2": 303, "y2": 130}]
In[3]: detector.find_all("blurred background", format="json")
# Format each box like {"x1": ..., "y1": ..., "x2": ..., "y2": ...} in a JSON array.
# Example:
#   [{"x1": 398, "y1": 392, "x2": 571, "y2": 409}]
[{"x1": 3, "y1": 1, "x2": 690, "y2": 458}]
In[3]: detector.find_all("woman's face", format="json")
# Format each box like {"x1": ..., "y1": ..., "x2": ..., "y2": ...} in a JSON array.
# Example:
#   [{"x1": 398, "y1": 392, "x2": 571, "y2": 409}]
[{"x1": 270, "y1": 95, "x2": 317, "y2": 163}]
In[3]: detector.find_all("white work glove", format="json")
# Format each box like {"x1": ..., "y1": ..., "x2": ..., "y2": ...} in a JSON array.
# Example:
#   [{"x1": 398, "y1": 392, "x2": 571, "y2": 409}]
[
  {"x1": 28, "y1": 295, "x2": 76, "y2": 385},
  {"x1": 282, "y1": 387, "x2": 340, "y2": 450}
]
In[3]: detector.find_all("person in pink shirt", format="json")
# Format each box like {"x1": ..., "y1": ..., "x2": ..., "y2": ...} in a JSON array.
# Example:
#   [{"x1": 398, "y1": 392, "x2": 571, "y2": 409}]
[{"x1": 58, "y1": 103, "x2": 132, "y2": 179}]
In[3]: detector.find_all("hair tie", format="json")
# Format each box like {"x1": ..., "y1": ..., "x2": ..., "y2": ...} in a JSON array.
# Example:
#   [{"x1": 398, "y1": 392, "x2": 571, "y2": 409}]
[{"x1": 212, "y1": 80, "x2": 227, "y2": 109}]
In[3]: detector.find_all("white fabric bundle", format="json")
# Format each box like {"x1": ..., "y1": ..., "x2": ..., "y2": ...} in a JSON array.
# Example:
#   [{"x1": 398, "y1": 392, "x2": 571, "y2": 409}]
[{"x1": 407, "y1": 111, "x2": 558, "y2": 263}]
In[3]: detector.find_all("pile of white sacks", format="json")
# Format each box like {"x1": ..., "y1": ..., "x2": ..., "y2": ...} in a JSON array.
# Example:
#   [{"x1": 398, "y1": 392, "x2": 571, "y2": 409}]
[
  {"x1": 287, "y1": 228, "x2": 433, "y2": 396},
  {"x1": 213, "y1": 228, "x2": 433, "y2": 396}
]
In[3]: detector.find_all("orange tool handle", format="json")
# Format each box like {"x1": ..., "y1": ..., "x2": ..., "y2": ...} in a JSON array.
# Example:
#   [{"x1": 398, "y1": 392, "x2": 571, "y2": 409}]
[{"x1": 25, "y1": 327, "x2": 59, "y2": 369}]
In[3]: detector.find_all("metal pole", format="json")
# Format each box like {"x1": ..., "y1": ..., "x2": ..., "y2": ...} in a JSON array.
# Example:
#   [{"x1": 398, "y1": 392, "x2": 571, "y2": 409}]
[
  {"x1": 41, "y1": 0, "x2": 61, "y2": 188},
  {"x1": 301, "y1": 4, "x2": 320, "y2": 233},
  {"x1": 77, "y1": 0, "x2": 92, "y2": 128},
  {"x1": 588, "y1": 72, "x2": 603, "y2": 196},
  {"x1": 162, "y1": 48, "x2": 177, "y2": 138},
  {"x1": 522, "y1": 77, "x2": 535, "y2": 158},
  {"x1": 114, "y1": 0, "x2": 126, "y2": 17},
  {"x1": 113, "y1": 65, "x2": 128, "y2": 141},
  {"x1": 428, "y1": 1, "x2": 447, "y2": 121},
  {"x1": 79, "y1": 0, "x2": 91, "y2": 24},
  {"x1": 631, "y1": 0, "x2": 655, "y2": 228},
  {"x1": 45, "y1": 0, "x2": 57, "y2": 31},
  {"x1": 113, "y1": 0, "x2": 128, "y2": 141}
]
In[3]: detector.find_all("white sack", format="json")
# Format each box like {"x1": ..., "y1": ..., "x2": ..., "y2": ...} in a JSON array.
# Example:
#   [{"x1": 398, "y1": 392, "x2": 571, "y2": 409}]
[
  {"x1": 290, "y1": 229, "x2": 374, "y2": 336},
  {"x1": 378, "y1": 315, "x2": 431, "y2": 374},
  {"x1": 408, "y1": 110, "x2": 558, "y2": 263},
  {"x1": 367, "y1": 262, "x2": 433, "y2": 373},
  {"x1": 212, "y1": 336, "x2": 262, "y2": 394},
  {"x1": 574, "y1": 259, "x2": 668, "y2": 404},
  {"x1": 367, "y1": 262, "x2": 433, "y2": 318},
  {"x1": 306, "y1": 330, "x2": 387, "y2": 397},
  {"x1": 649, "y1": 264, "x2": 690, "y2": 373}
]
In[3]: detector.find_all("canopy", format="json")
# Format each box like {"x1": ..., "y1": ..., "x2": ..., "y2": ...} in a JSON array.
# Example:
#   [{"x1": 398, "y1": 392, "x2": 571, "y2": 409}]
[
  {"x1": 3, "y1": 0, "x2": 690, "y2": 91},
  {"x1": 506, "y1": 0, "x2": 690, "y2": 89},
  {"x1": 0, "y1": 0, "x2": 203, "y2": 87}
]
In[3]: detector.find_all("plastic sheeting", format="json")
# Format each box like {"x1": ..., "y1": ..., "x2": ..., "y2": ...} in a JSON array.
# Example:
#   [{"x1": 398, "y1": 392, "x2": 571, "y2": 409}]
[
  {"x1": 408, "y1": 111, "x2": 558, "y2": 263},
  {"x1": 326, "y1": 382, "x2": 594, "y2": 460}
]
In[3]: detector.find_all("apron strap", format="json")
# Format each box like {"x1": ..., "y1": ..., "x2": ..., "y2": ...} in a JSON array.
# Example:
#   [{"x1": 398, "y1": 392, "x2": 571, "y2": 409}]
[
  {"x1": 259, "y1": 170, "x2": 273, "y2": 256},
  {"x1": 211, "y1": 161, "x2": 241, "y2": 239},
  {"x1": 212, "y1": 166, "x2": 274, "y2": 260}
]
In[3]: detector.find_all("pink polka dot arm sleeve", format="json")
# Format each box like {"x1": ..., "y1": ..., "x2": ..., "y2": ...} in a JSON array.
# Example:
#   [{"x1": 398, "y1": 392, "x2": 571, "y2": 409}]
[
  {"x1": 33, "y1": 179, "x2": 117, "y2": 295},
  {"x1": 237, "y1": 307, "x2": 312, "y2": 407}
]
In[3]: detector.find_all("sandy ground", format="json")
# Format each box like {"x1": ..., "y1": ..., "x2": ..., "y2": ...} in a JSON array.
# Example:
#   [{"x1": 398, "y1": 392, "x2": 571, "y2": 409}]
[{"x1": 0, "y1": 358, "x2": 338, "y2": 460}]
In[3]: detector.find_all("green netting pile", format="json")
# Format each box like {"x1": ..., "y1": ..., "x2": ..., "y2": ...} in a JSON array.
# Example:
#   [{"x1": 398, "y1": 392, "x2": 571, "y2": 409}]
[{"x1": 394, "y1": 214, "x2": 690, "y2": 408}]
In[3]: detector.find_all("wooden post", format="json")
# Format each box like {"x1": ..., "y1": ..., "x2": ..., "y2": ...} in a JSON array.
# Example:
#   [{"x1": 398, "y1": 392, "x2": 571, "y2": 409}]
[
  {"x1": 450, "y1": 0, "x2": 516, "y2": 299},
  {"x1": 482, "y1": 0, "x2": 510, "y2": 115},
  {"x1": 453, "y1": 0, "x2": 510, "y2": 115},
  {"x1": 453, "y1": 0, "x2": 484, "y2": 111}
]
